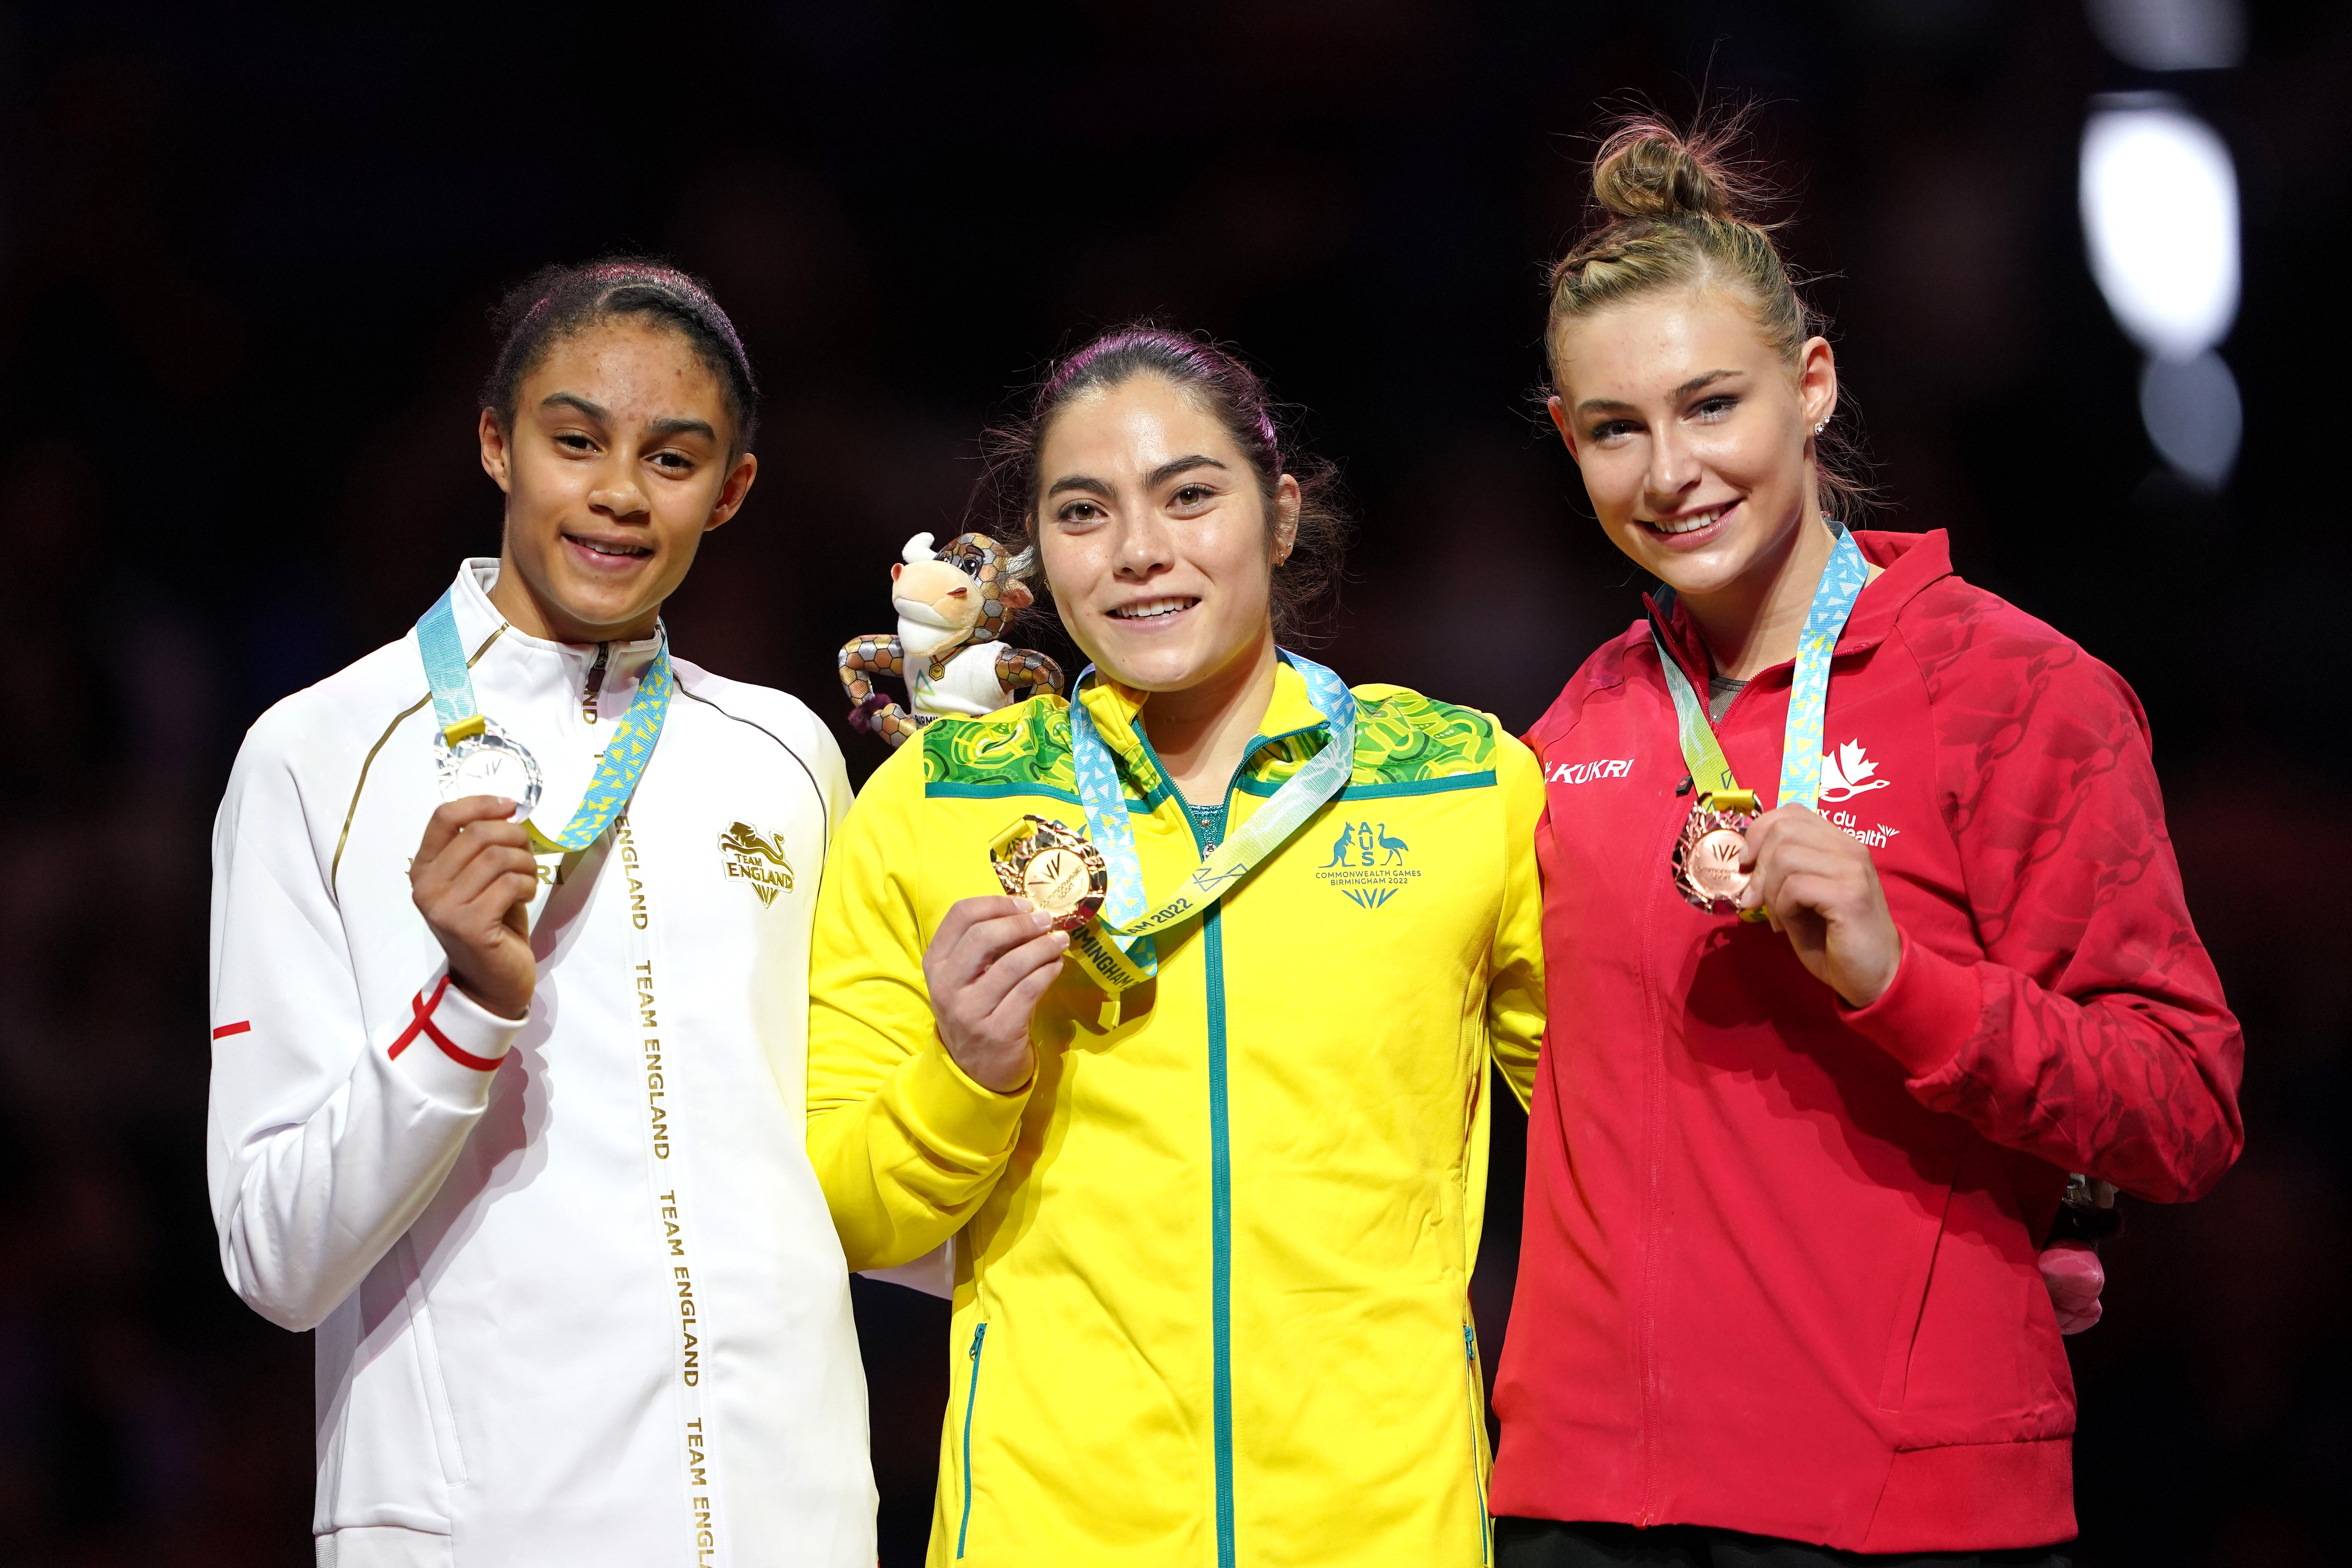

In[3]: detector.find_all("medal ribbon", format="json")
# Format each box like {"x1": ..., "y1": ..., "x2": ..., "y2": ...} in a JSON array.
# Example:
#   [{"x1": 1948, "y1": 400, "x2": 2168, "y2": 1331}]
[
  {"x1": 1063, "y1": 651, "x2": 1357, "y2": 998},
  {"x1": 1649, "y1": 520, "x2": 1871, "y2": 813},
  {"x1": 416, "y1": 588, "x2": 675, "y2": 852}
]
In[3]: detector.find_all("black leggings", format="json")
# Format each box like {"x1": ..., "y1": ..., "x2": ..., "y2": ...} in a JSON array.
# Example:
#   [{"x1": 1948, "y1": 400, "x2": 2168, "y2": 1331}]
[{"x1": 1494, "y1": 1518, "x2": 2074, "y2": 1568}]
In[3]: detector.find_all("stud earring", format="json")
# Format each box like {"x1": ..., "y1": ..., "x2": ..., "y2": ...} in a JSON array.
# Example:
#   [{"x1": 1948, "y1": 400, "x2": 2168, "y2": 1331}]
[{"x1": 1812, "y1": 419, "x2": 1828, "y2": 435}]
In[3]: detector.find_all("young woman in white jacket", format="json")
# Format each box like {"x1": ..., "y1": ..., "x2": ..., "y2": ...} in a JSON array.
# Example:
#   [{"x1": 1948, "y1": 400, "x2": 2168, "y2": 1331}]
[{"x1": 207, "y1": 261, "x2": 876, "y2": 1567}]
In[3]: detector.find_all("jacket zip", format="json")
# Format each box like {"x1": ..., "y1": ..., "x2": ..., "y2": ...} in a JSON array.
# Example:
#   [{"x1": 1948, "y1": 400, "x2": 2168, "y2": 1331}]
[
  {"x1": 957, "y1": 1320, "x2": 988, "y2": 1558},
  {"x1": 1171, "y1": 775, "x2": 1239, "y2": 1568},
  {"x1": 1463, "y1": 1325, "x2": 1492, "y2": 1564},
  {"x1": 582, "y1": 642, "x2": 611, "y2": 723},
  {"x1": 1134, "y1": 708, "x2": 1331, "y2": 1568},
  {"x1": 1635, "y1": 755, "x2": 1676, "y2": 1526}
]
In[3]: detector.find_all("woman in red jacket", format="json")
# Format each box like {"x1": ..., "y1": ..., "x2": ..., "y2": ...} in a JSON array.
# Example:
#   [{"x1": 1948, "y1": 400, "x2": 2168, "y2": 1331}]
[{"x1": 1490, "y1": 119, "x2": 2244, "y2": 1566}]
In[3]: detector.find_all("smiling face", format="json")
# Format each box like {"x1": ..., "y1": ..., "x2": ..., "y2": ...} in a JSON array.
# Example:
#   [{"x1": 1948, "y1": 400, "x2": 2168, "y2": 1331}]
[
  {"x1": 1033, "y1": 373, "x2": 1298, "y2": 695},
  {"x1": 478, "y1": 317, "x2": 758, "y2": 643},
  {"x1": 1548, "y1": 284, "x2": 1835, "y2": 605}
]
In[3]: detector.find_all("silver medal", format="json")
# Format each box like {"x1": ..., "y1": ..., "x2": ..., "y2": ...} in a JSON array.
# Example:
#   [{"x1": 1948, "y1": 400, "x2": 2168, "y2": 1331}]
[{"x1": 437, "y1": 721, "x2": 543, "y2": 819}]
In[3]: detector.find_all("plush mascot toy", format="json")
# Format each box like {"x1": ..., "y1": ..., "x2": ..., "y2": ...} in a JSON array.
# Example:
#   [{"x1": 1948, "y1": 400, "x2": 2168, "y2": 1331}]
[{"x1": 838, "y1": 532, "x2": 1065, "y2": 748}]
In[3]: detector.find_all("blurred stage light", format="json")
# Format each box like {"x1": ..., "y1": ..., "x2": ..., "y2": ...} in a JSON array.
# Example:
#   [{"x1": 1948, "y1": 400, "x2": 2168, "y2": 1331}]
[
  {"x1": 2085, "y1": 0, "x2": 2246, "y2": 72},
  {"x1": 2140, "y1": 351, "x2": 2242, "y2": 490},
  {"x1": 2081, "y1": 101, "x2": 2239, "y2": 361},
  {"x1": 2081, "y1": 97, "x2": 2243, "y2": 486}
]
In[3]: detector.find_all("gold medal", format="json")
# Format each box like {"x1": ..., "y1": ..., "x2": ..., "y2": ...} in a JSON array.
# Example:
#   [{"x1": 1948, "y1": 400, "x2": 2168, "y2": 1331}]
[
  {"x1": 1670, "y1": 789, "x2": 1758, "y2": 916},
  {"x1": 989, "y1": 815, "x2": 1108, "y2": 932}
]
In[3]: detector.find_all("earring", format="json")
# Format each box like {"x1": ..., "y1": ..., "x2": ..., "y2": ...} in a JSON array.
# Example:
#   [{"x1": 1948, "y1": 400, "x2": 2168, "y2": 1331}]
[{"x1": 1812, "y1": 419, "x2": 1828, "y2": 435}]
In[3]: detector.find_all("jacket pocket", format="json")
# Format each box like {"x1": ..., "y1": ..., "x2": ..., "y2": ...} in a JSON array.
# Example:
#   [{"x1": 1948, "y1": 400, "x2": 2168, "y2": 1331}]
[
  {"x1": 402, "y1": 1238, "x2": 468, "y2": 1487},
  {"x1": 1461, "y1": 1325, "x2": 1492, "y2": 1565},
  {"x1": 1877, "y1": 1148, "x2": 1961, "y2": 1414},
  {"x1": 956, "y1": 1321, "x2": 989, "y2": 1560}
]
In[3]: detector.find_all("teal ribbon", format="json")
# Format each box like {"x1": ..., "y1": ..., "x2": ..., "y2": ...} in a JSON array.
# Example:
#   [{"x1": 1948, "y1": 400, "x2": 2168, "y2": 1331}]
[
  {"x1": 1064, "y1": 651, "x2": 1356, "y2": 995},
  {"x1": 417, "y1": 587, "x2": 673, "y2": 852}
]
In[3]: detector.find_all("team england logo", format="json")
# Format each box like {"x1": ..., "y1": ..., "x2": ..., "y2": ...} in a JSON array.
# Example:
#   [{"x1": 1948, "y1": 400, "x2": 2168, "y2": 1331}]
[
  {"x1": 717, "y1": 821, "x2": 795, "y2": 906},
  {"x1": 1313, "y1": 819, "x2": 1421, "y2": 909}
]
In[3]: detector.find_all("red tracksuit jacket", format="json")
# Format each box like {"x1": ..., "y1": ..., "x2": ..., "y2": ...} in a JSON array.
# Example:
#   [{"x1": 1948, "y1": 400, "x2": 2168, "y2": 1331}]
[{"x1": 1490, "y1": 529, "x2": 2243, "y2": 1553}]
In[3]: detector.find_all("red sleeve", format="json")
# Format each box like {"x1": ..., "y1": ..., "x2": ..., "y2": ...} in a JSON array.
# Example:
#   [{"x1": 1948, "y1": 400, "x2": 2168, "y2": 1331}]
[{"x1": 1841, "y1": 615, "x2": 2244, "y2": 1203}]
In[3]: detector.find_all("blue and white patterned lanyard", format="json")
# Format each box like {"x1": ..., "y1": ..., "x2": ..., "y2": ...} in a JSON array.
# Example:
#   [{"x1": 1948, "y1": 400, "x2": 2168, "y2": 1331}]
[
  {"x1": 1650, "y1": 520, "x2": 1871, "y2": 812},
  {"x1": 416, "y1": 587, "x2": 674, "y2": 852},
  {"x1": 1062, "y1": 651, "x2": 1356, "y2": 996}
]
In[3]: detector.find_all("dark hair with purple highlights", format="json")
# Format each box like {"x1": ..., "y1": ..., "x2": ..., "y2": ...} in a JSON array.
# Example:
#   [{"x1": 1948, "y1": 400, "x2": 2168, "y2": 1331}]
[
  {"x1": 481, "y1": 257, "x2": 759, "y2": 454},
  {"x1": 974, "y1": 324, "x2": 1349, "y2": 644}
]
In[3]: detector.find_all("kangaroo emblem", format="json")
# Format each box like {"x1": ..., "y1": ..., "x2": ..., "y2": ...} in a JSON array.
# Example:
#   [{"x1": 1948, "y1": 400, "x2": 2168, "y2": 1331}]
[{"x1": 1322, "y1": 824, "x2": 1356, "y2": 868}]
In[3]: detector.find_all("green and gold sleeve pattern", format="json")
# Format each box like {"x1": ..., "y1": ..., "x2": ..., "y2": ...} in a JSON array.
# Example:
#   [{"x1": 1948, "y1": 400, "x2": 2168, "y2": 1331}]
[{"x1": 921, "y1": 686, "x2": 1494, "y2": 802}]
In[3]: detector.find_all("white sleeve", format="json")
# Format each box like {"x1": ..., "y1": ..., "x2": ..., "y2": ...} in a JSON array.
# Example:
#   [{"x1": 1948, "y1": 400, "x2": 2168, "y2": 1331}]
[
  {"x1": 205, "y1": 720, "x2": 522, "y2": 1331},
  {"x1": 812, "y1": 714, "x2": 856, "y2": 846}
]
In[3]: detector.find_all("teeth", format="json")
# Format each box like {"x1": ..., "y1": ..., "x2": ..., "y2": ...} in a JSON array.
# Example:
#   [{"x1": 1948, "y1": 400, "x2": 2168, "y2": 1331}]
[
  {"x1": 1111, "y1": 598, "x2": 1196, "y2": 620},
  {"x1": 575, "y1": 538, "x2": 647, "y2": 557},
  {"x1": 1652, "y1": 503, "x2": 1732, "y2": 536}
]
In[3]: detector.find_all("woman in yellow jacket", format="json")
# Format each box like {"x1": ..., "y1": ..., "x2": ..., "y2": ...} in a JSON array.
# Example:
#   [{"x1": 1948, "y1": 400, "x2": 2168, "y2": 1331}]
[{"x1": 806, "y1": 326, "x2": 1545, "y2": 1567}]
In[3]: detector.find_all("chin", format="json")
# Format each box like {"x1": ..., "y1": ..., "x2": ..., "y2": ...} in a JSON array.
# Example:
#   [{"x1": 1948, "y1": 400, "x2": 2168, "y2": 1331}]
[{"x1": 1086, "y1": 638, "x2": 1204, "y2": 692}]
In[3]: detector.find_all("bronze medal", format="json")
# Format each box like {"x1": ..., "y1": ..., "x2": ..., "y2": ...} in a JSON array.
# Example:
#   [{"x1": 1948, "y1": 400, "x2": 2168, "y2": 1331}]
[
  {"x1": 1670, "y1": 790, "x2": 1759, "y2": 916},
  {"x1": 989, "y1": 815, "x2": 1108, "y2": 932}
]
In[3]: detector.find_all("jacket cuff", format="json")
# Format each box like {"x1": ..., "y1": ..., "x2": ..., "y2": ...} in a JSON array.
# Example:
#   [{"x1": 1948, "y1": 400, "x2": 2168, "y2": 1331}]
[
  {"x1": 385, "y1": 973, "x2": 521, "y2": 1105},
  {"x1": 1838, "y1": 930, "x2": 1982, "y2": 1081},
  {"x1": 898, "y1": 1037, "x2": 1031, "y2": 1164}
]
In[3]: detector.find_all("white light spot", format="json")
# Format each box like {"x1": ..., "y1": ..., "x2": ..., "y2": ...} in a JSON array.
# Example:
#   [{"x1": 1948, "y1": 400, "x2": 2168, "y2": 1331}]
[
  {"x1": 2085, "y1": 0, "x2": 2246, "y2": 73},
  {"x1": 2139, "y1": 350, "x2": 2242, "y2": 490},
  {"x1": 2081, "y1": 100, "x2": 2240, "y2": 362}
]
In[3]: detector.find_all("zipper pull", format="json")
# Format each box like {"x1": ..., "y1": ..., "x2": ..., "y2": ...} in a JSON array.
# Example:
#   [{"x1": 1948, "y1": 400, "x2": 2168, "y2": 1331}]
[
  {"x1": 969, "y1": 1322, "x2": 987, "y2": 1357},
  {"x1": 582, "y1": 642, "x2": 611, "y2": 724}
]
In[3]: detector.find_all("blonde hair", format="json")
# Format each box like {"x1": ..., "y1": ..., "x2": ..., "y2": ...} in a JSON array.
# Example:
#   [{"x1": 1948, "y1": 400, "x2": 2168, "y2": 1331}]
[{"x1": 1546, "y1": 113, "x2": 1871, "y2": 521}]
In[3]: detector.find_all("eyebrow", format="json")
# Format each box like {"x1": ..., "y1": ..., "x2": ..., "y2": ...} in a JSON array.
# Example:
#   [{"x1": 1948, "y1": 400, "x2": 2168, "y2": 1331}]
[
  {"x1": 1574, "y1": 369, "x2": 1744, "y2": 416},
  {"x1": 541, "y1": 391, "x2": 608, "y2": 421},
  {"x1": 648, "y1": 415, "x2": 718, "y2": 443},
  {"x1": 1148, "y1": 454, "x2": 1226, "y2": 487},
  {"x1": 540, "y1": 394, "x2": 716, "y2": 444}
]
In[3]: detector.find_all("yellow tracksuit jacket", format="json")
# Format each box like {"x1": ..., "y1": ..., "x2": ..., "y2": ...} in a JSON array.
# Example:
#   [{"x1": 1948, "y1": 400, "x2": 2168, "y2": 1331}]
[{"x1": 807, "y1": 663, "x2": 1546, "y2": 1566}]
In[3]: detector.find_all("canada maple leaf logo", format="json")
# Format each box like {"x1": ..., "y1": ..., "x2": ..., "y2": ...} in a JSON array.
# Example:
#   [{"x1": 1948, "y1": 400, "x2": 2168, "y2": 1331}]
[{"x1": 1817, "y1": 740, "x2": 1892, "y2": 803}]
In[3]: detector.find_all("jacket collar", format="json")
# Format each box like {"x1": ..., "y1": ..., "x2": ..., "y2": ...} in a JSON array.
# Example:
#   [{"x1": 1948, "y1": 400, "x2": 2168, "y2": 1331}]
[
  {"x1": 445, "y1": 557, "x2": 665, "y2": 687},
  {"x1": 1071, "y1": 657, "x2": 1330, "y2": 791},
  {"x1": 1640, "y1": 528, "x2": 1954, "y2": 692}
]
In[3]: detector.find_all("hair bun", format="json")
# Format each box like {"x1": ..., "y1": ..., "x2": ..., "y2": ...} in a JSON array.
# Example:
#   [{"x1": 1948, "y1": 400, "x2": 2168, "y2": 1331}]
[{"x1": 1591, "y1": 121, "x2": 1734, "y2": 222}]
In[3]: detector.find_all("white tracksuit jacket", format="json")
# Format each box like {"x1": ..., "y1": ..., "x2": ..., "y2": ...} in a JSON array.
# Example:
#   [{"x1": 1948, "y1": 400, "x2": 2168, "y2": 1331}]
[{"x1": 206, "y1": 560, "x2": 876, "y2": 1567}]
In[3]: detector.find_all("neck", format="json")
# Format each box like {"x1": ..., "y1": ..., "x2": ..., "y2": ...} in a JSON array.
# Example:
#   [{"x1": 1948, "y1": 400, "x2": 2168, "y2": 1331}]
[
  {"x1": 487, "y1": 551, "x2": 659, "y2": 645},
  {"x1": 1134, "y1": 635, "x2": 1280, "y2": 807},
  {"x1": 1680, "y1": 512, "x2": 1835, "y2": 681}
]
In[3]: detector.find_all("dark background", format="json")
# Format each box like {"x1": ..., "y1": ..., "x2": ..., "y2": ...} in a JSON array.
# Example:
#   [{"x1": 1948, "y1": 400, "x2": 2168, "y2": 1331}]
[{"x1": 3, "y1": 2, "x2": 2346, "y2": 1563}]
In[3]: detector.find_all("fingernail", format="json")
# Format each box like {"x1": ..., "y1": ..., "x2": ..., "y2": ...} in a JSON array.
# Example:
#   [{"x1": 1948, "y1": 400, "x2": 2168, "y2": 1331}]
[
  {"x1": 1051, "y1": 930, "x2": 1070, "y2": 948},
  {"x1": 1033, "y1": 909, "x2": 1055, "y2": 929}
]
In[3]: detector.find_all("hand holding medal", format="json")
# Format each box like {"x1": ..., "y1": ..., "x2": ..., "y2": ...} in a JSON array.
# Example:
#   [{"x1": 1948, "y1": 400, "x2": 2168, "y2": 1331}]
[
  {"x1": 920, "y1": 893, "x2": 1073, "y2": 1094},
  {"x1": 1654, "y1": 523, "x2": 1898, "y2": 1007},
  {"x1": 1733, "y1": 804, "x2": 1901, "y2": 1007},
  {"x1": 408, "y1": 796, "x2": 540, "y2": 1021},
  {"x1": 407, "y1": 586, "x2": 679, "y2": 1021}
]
